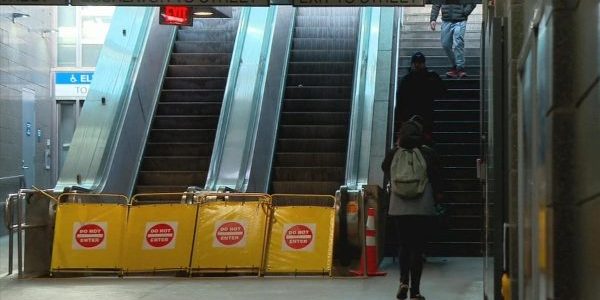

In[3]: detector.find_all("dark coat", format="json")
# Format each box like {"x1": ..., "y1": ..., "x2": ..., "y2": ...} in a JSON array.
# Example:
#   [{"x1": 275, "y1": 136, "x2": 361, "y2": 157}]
[
  {"x1": 396, "y1": 70, "x2": 446, "y2": 135},
  {"x1": 430, "y1": 4, "x2": 477, "y2": 22}
]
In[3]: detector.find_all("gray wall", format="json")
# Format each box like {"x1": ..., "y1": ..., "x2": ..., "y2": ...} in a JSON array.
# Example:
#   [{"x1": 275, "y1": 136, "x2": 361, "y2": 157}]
[
  {"x1": 496, "y1": 0, "x2": 600, "y2": 298},
  {"x1": 0, "y1": 6, "x2": 56, "y2": 235}
]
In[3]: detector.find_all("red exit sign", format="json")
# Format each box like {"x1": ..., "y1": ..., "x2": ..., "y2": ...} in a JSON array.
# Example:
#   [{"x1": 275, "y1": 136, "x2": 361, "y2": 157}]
[{"x1": 159, "y1": 6, "x2": 193, "y2": 26}]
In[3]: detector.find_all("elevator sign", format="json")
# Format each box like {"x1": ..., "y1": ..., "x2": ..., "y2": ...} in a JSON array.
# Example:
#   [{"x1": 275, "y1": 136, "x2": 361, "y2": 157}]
[{"x1": 55, "y1": 71, "x2": 94, "y2": 98}]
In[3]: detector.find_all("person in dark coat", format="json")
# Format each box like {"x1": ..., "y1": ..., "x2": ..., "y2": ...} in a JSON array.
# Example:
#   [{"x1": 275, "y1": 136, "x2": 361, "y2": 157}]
[
  {"x1": 382, "y1": 116, "x2": 444, "y2": 300},
  {"x1": 396, "y1": 52, "x2": 446, "y2": 144}
]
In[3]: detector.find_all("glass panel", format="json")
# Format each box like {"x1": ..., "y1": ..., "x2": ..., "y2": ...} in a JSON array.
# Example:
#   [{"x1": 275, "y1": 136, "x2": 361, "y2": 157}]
[
  {"x1": 82, "y1": 44, "x2": 103, "y2": 67},
  {"x1": 58, "y1": 101, "x2": 76, "y2": 174},
  {"x1": 58, "y1": 6, "x2": 76, "y2": 27},
  {"x1": 57, "y1": 44, "x2": 76, "y2": 67},
  {"x1": 82, "y1": 15, "x2": 113, "y2": 44}
]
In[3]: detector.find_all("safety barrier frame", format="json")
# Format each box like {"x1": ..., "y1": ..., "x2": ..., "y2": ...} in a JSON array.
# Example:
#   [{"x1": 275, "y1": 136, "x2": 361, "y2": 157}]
[
  {"x1": 264, "y1": 194, "x2": 337, "y2": 277},
  {"x1": 190, "y1": 193, "x2": 272, "y2": 276},
  {"x1": 122, "y1": 193, "x2": 200, "y2": 274},
  {"x1": 50, "y1": 193, "x2": 129, "y2": 274}
]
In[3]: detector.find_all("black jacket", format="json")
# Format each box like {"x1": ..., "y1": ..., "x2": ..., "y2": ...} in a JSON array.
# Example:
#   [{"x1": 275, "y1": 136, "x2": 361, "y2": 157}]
[
  {"x1": 430, "y1": 4, "x2": 476, "y2": 22},
  {"x1": 381, "y1": 145, "x2": 444, "y2": 200},
  {"x1": 396, "y1": 70, "x2": 446, "y2": 135}
]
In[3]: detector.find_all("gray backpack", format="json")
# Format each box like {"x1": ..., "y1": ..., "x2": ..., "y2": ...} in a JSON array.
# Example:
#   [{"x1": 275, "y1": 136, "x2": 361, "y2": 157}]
[{"x1": 390, "y1": 147, "x2": 429, "y2": 199}]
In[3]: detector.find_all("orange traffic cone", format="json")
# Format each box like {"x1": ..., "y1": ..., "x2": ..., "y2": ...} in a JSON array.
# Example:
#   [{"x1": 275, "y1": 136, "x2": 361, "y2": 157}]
[{"x1": 350, "y1": 207, "x2": 386, "y2": 276}]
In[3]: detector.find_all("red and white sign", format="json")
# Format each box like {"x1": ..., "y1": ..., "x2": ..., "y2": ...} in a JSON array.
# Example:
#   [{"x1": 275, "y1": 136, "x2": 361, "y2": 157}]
[
  {"x1": 213, "y1": 220, "x2": 247, "y2": 248},
  {"x1": 282, "y1": 223, "x2": 316, "y2": 252},
  {"x1": 72, "y1": 222, "x2": 107, "y2": 250},
  {"x1": 143, "y1": 222, "x2": 177, "y2": 250}
]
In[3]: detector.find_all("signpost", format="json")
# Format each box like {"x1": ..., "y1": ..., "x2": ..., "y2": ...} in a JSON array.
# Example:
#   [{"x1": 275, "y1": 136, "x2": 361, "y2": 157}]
[{"x1": 55, "y1": 71, "x2": 94, "y2": 98}]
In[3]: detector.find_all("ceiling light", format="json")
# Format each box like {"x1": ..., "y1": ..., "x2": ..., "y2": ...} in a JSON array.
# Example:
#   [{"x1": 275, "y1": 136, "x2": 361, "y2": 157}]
[{"x1": 193, "y1": 11, "x2": 214, "y2": 16}]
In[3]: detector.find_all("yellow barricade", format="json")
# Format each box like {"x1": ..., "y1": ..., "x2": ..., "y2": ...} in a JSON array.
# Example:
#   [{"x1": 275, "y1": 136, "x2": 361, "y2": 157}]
[
  {"x1": 190, "y1": 193, "x2": 271, "y2": 275},
  {"x1": 51, "y1": 194, "x2": 128, "y2": 272},
  {"x1": 122, "y1": 193, "x2": 199, "y2": 273},
  {"x1": 265, "y1": 195, "x2": 336, "y2": 276}
]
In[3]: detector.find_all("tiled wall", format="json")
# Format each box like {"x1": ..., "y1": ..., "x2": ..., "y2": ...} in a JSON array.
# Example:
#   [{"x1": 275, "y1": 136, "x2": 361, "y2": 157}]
[{"x1": 0, "y1": 6, "x2": 56, "y2": 235}]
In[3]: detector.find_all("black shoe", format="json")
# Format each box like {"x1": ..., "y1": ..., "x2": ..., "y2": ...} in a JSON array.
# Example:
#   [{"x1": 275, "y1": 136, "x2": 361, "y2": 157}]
[
  {"x1": 396, "y1": 283, "x2": 409, "y2": 299},
  {"x1": 410, "y1": 293, "x2": 425, "y2": 300}
]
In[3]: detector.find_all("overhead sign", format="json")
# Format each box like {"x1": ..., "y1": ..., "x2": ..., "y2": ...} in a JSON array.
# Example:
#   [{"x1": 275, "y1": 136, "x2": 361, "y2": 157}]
[
  {"x1": 0, "y1": 0, "x2": 68, "y2": 4},
  {"x1": 293, "y1": 0, "x2": 424, "y2": 5},
  {"x1": 70, "y1": 0, "x2": 269, "y2": 6},
  {"x1": 160, "y1": 5, "x2": 192, "y2": 26},
  {"x1": 55, "y1": 71, "x2": 94, "y2": 98}
]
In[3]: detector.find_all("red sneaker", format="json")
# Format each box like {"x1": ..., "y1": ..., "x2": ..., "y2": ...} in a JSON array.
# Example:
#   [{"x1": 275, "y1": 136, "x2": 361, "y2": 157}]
[
  {"x1": 457, "y1": 69, "x2": 467, "y2": 78},
  {"x1": 446, "y1": 68, "x2": 458, "y2": 78}
]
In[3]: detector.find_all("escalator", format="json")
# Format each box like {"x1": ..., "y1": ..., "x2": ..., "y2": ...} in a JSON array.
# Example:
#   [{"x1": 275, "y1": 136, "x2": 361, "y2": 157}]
[
  {"x1": 134, "y1": 15, "x2": 240, "y2": 194},
  {"x1": 270, "y1": 8, "x2": 360, "y2": 195},
  {"x1": 393, "y1": 6, "x2": 483, "y2": 256}
]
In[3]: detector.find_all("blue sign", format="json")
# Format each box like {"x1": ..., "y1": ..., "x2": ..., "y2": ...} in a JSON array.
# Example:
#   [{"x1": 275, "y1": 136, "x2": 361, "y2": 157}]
[
  {"x1": 55, "y1": 72, "x2": 94, "y2": 85},
  {"x1": 25, "y1": 122, "x2": 32, "y2": 136}
]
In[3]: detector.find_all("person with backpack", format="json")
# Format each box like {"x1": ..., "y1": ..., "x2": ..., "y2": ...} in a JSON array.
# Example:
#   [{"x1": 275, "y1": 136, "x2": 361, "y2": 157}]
[{"x1": 381, "y1": 116, "x2": 443, "y2": 300}]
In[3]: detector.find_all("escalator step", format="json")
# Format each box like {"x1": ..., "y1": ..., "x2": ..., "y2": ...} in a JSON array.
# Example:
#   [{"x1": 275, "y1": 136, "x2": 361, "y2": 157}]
[
  {"x1": 278, "y1": 125, "x2": 347, "y2": 138},
  {"x1": 434, "y1": 110, "x2": 480, "y2": 121},
  {"x1": 282, "y1": 99, "x2": 350, "y2": 112},
  {"x1": 436, "y1": 143, "x2": 480, "y2": 155},
  {"x1": 285, "y1": 86, "x2": 352, "y2": 99},
  {"x1": 433, "y1": 121, "x2": 480, "y2": 132},
  {"x1": 163, "y1": 77, "x2": 227, "y2": 90},
  {"x1": 137, "y1": 171, "x2": 208, "y2": 186},
  {"x1": 439, "y1": 155, "x2": 480, "y2": 168},
  {"x1": 272, "y1": 167, "x2": 345, "y2": 181},
  {"x1": 434, "y1": 100, "x2": 480, "y2": 110},
  {"x1": 152, "y1": 116, "x2": 219, "y2": 129},
  {"x1": 277, "y1": 138, "x2": 347, "y2": 152},
  {"x1": 288, "y1": 62, "x2": 354, "y2": 74},
  {"x1": 295, "y1": 16, "x2": 358, "y2": 28},
  {"x1": 140, "y1": 156, "x2": 211, "y2": 171},
  {"x1": 167, "y1": 65, "x2": 230, "y2": 77},
  {"x1": 441, "y1": 167, "x2": 478, "y2": 178},
  {"x1": 148, "y1": 129, "x2": 216, "y2": 143},
  {"x1": 286, "y1": 74, "x2": 354, "y2": 86},
  {"x1": 160, "y1": 89, "x2": 224, "y2": 102},
  {"x1": 156, "y1": 102, "x2": 222, "y2": 116},
  {"x1": 145, "y1": 143, "x2": 213, "y2": 156},
  {"x1": 293, "y1": 38, "x2": 357, "y2": 50},
  {"x1": 433, "y1": 132, "x2": 480, "y2": 143},
  {"x1": 170, "y1": 53, "x2": 233, "y2": 65},
  {"x1": 176, "y1": 29, "x2": 237, "y2": 42},
  {"x1": 294, "y1": 27, "x2": 356, "y2": 39},
  {"x1": 174, "y1": 41, "x2": 234, "y2": 53},
  {"x1": 279, "y1": 112, "x2": 349, "y2": 125},
  {"x1": 275, "y1": 152, "x2": 346, "y2": 167}
]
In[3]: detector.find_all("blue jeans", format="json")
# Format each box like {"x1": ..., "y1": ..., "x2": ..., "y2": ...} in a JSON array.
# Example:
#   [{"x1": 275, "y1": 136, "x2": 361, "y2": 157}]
[{"x1": 441, "y1": 21, "x2": 466, "y2": 70}]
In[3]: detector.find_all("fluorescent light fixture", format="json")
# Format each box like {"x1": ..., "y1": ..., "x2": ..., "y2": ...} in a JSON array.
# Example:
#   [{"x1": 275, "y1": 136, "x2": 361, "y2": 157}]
[{"x1": 193, "y1": 11, "x2": 214, "y2": 16}]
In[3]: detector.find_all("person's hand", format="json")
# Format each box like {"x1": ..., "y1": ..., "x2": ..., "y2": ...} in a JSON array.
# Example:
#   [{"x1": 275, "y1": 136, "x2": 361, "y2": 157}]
[{"x1": 430, "y1": 21, "x2": 436, "y2": 31}]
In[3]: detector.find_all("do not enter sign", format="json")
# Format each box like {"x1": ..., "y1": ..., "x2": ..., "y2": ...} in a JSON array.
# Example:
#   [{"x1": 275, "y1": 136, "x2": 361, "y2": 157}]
[
  {"x1": 214, "y1": 221, "x2": 246, "y2": 248},
  {"x1": 283, "y1": 224, "x2": 316, "y2": 251},
  {"x1": 143, "y1": 222, "x2": 178, "y2": 249},
  {"x1": 73, "y1": 222, "x2": 107, "y2": 249}
]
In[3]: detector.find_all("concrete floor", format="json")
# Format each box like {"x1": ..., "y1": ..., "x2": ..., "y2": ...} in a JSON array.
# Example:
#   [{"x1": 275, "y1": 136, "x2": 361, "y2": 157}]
[{"x1": 0, "y1": 235, "x2": 483, "y2": 300}]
